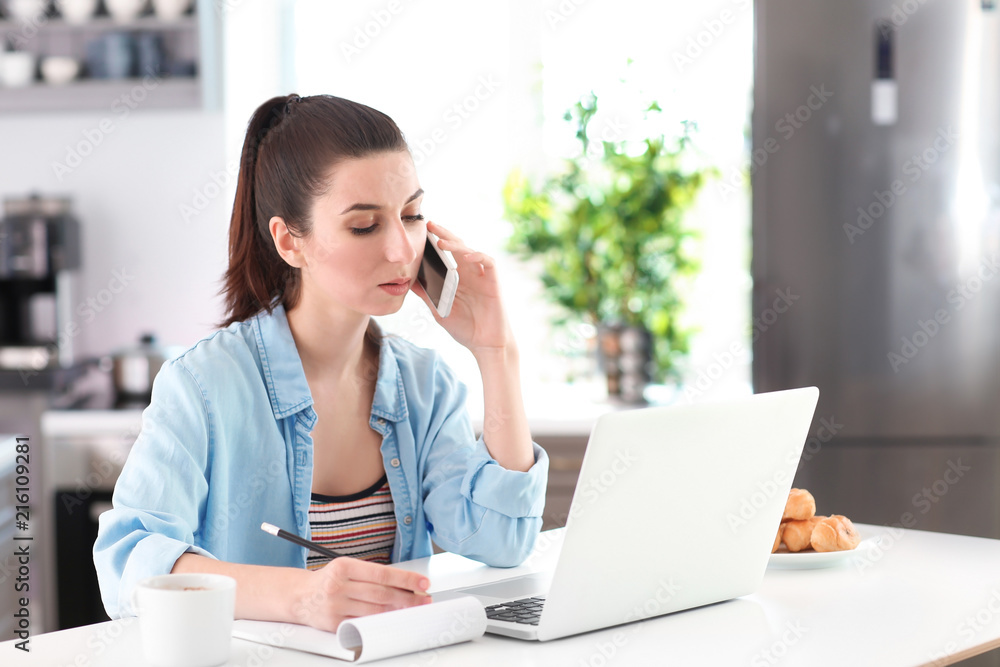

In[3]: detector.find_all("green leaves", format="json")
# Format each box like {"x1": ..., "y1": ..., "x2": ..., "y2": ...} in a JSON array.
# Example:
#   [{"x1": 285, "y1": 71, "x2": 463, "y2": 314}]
[{"x1": 503, "y1": 92, "x2": 710, "y2": 381}]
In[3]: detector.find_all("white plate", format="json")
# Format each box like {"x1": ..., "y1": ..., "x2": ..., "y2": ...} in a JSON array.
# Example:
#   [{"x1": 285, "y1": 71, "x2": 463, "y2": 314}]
[{"x1": 768, "y1": 532, "x2": 880, "y2": 570}]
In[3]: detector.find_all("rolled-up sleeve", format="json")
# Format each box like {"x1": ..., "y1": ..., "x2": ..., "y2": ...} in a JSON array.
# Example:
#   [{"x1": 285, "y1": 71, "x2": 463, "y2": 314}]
[
  {"x1": 461, "y1": 438, "x2": 548, "y2": 518},
  {"x1": 93, "y1": 359, "x2": 216, "y2": 619},
  {"x1": 419, "y1": 358, "x2": 548, "y2": 568}
]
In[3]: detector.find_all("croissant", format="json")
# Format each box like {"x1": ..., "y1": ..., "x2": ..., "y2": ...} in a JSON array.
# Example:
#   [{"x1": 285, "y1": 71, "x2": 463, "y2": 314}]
[
  {"x1": 782, "y1": 516, "x2": 825, "y2": 552},
  {"x1": 782, "y1": 488, "x2": 816, "y2": 522},
  {"x1": 810, "y1": 515, "x2": 861, "y2": 552}
]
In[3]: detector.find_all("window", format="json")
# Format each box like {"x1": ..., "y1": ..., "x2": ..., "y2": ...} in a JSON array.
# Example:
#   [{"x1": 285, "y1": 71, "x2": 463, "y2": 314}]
[{"x1": 245, "y1": 0, "x2": 753, "y2": 412}]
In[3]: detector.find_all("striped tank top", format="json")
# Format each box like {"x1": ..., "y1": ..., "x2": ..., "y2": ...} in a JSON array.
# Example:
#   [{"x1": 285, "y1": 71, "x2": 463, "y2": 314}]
[{"x1": 306, "y1": 474, "x2": 396, "y2": 570}]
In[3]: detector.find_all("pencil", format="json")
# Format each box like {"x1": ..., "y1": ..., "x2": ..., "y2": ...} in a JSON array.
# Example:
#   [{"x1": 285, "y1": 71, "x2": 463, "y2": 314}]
[
  {"x1": 260, "y1": 522, "x2": 345, "y2": 560},
  {"x1": 260, "y1": 522, "x2": 431, "y2": 596}
]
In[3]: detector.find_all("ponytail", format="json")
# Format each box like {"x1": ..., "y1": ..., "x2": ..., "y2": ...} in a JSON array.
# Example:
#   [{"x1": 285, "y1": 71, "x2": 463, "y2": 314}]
[{"x1": 216, "y1": 94, "x2": 408, "y2": 329}]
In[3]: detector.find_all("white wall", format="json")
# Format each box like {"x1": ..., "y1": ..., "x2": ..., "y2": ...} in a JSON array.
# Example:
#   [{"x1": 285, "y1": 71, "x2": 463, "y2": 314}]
[{"x1": 0, "y1": 109, "x2": 229, "y2": 358}]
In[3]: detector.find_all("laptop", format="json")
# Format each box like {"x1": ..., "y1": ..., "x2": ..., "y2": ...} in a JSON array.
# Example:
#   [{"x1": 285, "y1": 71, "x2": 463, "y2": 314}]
[{"x1": 436, "y1": 387, "x2": 819, "y2": 641}]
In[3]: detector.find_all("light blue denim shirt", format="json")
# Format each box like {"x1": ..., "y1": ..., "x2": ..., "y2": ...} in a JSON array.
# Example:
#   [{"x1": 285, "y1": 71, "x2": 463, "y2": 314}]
[{"x1": 94, "y1": 303, "x2": 548, "y2": 618}]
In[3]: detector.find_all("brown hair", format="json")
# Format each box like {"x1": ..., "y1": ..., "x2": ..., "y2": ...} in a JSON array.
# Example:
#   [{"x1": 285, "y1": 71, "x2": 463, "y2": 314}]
[{"x1": 217, "y1": 94, "x2": 409, "y2": 328}]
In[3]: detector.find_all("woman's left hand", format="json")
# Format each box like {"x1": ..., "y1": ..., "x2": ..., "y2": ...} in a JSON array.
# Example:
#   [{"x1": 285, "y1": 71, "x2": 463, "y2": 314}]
[{"x1": 410, "y1": 221, "x2": 513, "y2": 357}]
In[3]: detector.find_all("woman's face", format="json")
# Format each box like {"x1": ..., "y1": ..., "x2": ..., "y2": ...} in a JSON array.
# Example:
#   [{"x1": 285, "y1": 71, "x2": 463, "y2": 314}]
[{"x1": 297, "y1": 150, "x2": 426, "y2": 317}]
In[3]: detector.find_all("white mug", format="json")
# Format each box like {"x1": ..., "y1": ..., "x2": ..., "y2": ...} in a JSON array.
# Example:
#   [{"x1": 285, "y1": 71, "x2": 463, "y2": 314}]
[
  {"x1": 0, "y1": 51, "x2": 36, "y2": 88},
  {"x1": 133, "y1": 573, "x2": 236, "y2": 667}
]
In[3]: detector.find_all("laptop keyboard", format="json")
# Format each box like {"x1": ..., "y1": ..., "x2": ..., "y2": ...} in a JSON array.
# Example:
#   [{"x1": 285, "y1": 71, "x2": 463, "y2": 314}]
[{"x1": 484, "y1": 596, "x2": 546, "y2": 625}]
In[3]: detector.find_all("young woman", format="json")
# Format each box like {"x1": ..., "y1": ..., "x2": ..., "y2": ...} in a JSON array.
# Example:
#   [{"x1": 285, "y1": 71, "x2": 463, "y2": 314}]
[{"x1": 94, "y1": 94, "x2": 548, "y2": 632}]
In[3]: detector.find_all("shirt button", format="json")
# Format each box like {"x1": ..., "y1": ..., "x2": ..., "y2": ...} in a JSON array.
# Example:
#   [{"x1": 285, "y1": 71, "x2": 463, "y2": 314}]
[
  {"x1": 390, "y1": 458, "x2": 400, "y2": 468},
  {"x1": 403, "y1": 515, "x2": 412, "y2": 525},
  {"x1": 377, "y1": 418, "x2": 386, "y2": 425}
]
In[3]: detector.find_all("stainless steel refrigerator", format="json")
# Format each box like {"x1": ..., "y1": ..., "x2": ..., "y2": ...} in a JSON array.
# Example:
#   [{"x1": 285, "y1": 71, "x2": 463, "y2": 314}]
[{"x1": 753, "y1": 0, "x2": 1000, "y2": 539}]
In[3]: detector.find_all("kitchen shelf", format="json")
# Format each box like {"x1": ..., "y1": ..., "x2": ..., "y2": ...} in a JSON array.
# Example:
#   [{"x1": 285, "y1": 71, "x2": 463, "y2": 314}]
[
  {"x1": 0, "y1": 77, "x2": 200, "y2": 112},
  {"x1": 0, "y1": 15, "x2": 196, "y2": 31},
  {"x1": 0, "y1": 0, "x2": 219, "y2": 112}
]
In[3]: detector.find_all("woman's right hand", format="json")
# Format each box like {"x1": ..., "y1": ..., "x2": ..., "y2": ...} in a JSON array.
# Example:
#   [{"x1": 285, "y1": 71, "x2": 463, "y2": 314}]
[{"x1": 291, "y1": 557, "x2": 433, "y2": 632}]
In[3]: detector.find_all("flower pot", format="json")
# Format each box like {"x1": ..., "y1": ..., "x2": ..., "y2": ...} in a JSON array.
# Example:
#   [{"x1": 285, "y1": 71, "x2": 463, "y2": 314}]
[{"x1": 597, "y1": 324, "x2": 652, "y2": 404}]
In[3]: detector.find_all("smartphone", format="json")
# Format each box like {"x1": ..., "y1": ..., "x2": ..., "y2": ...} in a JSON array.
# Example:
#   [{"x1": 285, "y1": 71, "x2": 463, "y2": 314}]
[{"x1": 418, "y1": 231, "x2": 459, "y2": 318}]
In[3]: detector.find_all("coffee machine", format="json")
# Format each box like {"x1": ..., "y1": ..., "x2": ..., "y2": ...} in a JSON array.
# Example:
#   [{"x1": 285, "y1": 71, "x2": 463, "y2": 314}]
[{"x1": 0, "y1": 194, "x2": 81, "y2": 370}]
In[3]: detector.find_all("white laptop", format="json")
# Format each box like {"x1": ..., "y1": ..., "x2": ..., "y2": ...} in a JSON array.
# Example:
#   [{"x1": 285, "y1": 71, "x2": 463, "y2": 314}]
[{"x1": 437, "y1": 387, "x2": 819, "y2": 641}]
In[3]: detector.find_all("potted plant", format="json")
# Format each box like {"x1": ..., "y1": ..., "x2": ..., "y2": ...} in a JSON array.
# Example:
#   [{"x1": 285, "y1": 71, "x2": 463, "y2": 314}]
[{"x1": 502, "y1": 92, "x2": 710, "y2": 402}]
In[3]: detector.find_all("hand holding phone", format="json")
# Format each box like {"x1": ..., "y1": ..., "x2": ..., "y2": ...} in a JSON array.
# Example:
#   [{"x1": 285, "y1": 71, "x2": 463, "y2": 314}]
[{"x1": 417, "y1": 231, "x2": 459, "y2": 318}]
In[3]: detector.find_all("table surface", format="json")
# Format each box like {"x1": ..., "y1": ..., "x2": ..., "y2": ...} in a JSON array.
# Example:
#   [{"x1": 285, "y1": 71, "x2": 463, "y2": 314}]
[{"x1": 4, "y1": 523, "x2": 999, "y2": 666}]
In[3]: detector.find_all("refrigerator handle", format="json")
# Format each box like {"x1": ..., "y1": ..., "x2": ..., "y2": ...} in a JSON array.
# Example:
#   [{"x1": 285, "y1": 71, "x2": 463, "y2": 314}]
[{"x1": 872, "y1": 20, "x2": 898, "y2": 125}]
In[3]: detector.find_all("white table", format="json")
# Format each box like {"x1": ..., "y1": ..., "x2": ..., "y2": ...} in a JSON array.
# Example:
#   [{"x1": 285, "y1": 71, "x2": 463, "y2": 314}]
[{"x1": 3, "y1": 524, "x2": 1000, "y2": 666}]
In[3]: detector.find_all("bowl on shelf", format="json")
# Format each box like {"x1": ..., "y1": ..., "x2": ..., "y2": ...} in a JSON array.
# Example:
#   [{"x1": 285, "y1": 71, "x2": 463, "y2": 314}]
[
  {"x1": 55, "y1": 0, "x2": 98, "y2": 24},
  {"x1": 41, "y1": 56, "x2": 79, "y2": 84},
  {"x1": 1, "y1": 0, "x2": 47, "y2": 22},
  {"x1": 0, "y1": 51, "x2": 37, "y2": 87},
  {"x1": 151, "y1": 0, "x2": 191, "y2": 21},
  {"x1": 104, "y1": 0, "x2": 147, "y2": 23}
]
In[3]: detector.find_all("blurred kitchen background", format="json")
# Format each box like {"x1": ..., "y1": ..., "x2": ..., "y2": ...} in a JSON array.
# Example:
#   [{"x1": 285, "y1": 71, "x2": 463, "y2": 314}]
[{"x1": 0, "y1": 2, "x2": 997, "y2": 664}]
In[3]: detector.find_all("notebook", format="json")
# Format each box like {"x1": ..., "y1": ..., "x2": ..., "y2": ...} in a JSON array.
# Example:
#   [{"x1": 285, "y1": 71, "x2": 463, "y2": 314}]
[{"x1": 232, "y1": 596, "x2": 486, "y2": 662}]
